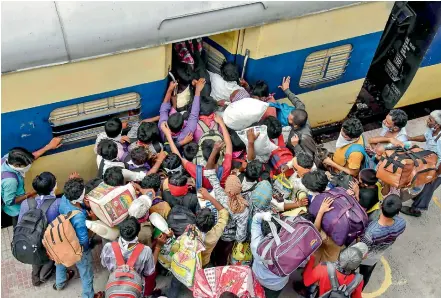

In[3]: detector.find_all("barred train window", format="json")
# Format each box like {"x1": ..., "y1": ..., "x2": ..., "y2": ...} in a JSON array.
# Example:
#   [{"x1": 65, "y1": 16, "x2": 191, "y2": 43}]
[
  {"x1": 299, "y1": 44, "x2": 352, "y2": 87},
  {"x1": 49, "y1": 93, "x2": 141, "y2": 144},
  {"x1": 203, "y1": 41, "x2": 226, "y2": 75}
]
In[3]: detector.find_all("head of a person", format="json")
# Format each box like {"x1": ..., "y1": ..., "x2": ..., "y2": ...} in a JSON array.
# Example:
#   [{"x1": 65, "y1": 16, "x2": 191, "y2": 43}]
[
  {"x1": 7, "y1": 147, "x2": 35, "y2": 170},
  {"x1": 137, "y1": 122, "x2": 160, "y2": 144},
  {"x1": 261, "y1": 217, "x2": 281, "y2": 237},
  {"x1": 196, "y1": 208, "x2": 215, "y2": 233},
  {"x1": 427, "y1": 110, "x2": 441, "y2": 131},
  {"x1": 85, "y1": 177, "x2": 103, "y2": 195},
  {"x1": 130, "y1": 147, "x2": 148, "y2": 166},
  {"x1": 32, "y1": 172, "x2": 57, "y2": 196},
  {"x1": 358, "y1": 169, "x2": 378, "y2": 188},
  {"x1": 294, "y1": 152, "x2": 314, "y2": 171},
  {"x1": 260, "y1": 116, "x2": 282, "y2": 139},
  {"x1": 301, "y1": 170, "x2": 329, "y2": 193},
  {"x1": 251, "y1": 180, "x2": 273, "y2": 210},
  {"x1": 381, "y1": 194, "x2": 402, "y2": 218},
  {"x1": 162, "y1": 153, "x2": 183, "y2": 175},
  {"x1": 341, "y1": 118, "x2": 364, "y2": 141},
  {"x1": 183, "y1": 142, "x2": 199, "y2": 161},
  {"x1": 167, "y1": 113, "x2": 184, "y2": 133},
  {"x1": 64, "y1": 177, "x2": 85, "y2": 202},
  {"x1": 251, "y1": 80, "x2": 269, "y2": 99},
  {"x1": 384, "y1": 109, "x2": 408, "y2": 132},
  {"x1": 359, "y1": 188, "x2": 378, "y2": 210},
  {"x1": 201, "y1": 139, "x2": 220, "y2": 163},
  {"x1": 229, "y1": 128, "x2": 246, "y2": 152},
  {"x1": 168, "y1": 173, "x2": 189, "y2": 197},
  {"x1": 288, "y1": 109, "x2": 308, "y2": 129},
  {"x1": 104, "y1": 117, "x2": 123, "y2": 138},
  {"x1": 175, "y1": 62, "x2": 194, "y2": 86},
  {"x1": 119, "y1": 216, "x2": 141, "y2": 241},
  {"x1": 219, "y1": 292, "x2": 239, "y2": 298},
  {"x1": 245, "y1": 160, "x2": 263, "y2": 182},
  {"x1": 200, "y1": 96, "x2": 218, "y2": 116},
  {"x1": 220, "y1": 61, "x2": 240, "y2": 83},
  {"x1": 140, "y1": 173, "x2": 161, "y2": 192},
  {"x1": 338, "y1": 242, "x2": 368, "y2": 274},
  {"x1": 97, "y1": 139, "x2": 118, "y2": 161},
  {"x1": 103, "y1": 167, "x2": 125, "y2": 187}
]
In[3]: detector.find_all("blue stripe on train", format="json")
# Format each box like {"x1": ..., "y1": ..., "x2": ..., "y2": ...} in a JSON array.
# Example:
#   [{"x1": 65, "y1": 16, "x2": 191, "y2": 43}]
[
  {"x1": 421, "y1": 26, "x2": 441, "y2": 67},
  {"x1": 1, "y1": 78, "x2": 168, "y2": 156}
]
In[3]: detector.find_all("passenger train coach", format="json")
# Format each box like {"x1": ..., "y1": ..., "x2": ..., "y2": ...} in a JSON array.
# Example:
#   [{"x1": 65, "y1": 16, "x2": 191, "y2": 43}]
[{"x1": 2, "y1": 1, "x2": 441, "y2": 192}]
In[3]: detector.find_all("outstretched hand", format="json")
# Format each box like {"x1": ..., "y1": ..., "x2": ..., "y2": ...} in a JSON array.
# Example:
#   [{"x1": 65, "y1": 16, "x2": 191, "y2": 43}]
[{"x1": 278, "y1": 76, "x2": 291, "y2": 91}]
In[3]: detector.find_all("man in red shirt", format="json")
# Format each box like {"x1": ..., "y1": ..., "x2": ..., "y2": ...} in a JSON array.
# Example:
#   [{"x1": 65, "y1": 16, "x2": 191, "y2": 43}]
[
  {"x1": 303, "y1": 243, "x2": 368, "y2": 298},
  {"x1": 160, "y1": 115, "x2": 232, "y2": 190}
]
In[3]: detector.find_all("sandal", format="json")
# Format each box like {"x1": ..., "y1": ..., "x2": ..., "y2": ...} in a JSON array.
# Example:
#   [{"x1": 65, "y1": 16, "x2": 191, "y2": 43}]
[{"x1": 52, "y1": 269, "x2": 75, "y2": 291}]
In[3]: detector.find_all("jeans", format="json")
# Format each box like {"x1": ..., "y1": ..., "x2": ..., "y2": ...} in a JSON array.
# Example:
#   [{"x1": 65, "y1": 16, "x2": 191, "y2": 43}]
[
  {"x1": 359, "y1": 263, "x2": 377, "y2": 290},
  {"x1": 56, "y1": 250, "x2": 94, "y2": 298},
  {"x1": 412, "y1": 177, "x2": 441, "y2": 210},
  {"x1": 32, "y1": 261, "x2": 55, "y2": 285}
]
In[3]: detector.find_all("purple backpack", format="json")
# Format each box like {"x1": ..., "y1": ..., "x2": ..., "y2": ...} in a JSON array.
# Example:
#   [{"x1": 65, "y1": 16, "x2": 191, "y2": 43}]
[
  {"x1": 309, "y1": 187, "x2": 368, "y2": 246},
  {"x1": 257, "y1": 216, "x2": 322, "y2": 277}
]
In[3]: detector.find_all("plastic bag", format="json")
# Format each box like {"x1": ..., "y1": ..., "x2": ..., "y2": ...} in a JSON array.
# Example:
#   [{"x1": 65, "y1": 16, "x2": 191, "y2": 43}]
[
  {"x1": 272, "y1": 173, "x2": 293, "y2": 202},
  {"x1": 230, "y1": 242, "x2": 253, "y2": 266}
]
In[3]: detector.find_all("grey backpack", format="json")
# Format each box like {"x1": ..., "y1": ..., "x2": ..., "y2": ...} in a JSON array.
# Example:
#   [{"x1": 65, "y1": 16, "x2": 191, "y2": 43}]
[
  {"x1": 319, "y1": 262, "x2": 363, "y2": 298},
  {"x1": 193, "y1": 121, "x2": 224, "y2": 166}
]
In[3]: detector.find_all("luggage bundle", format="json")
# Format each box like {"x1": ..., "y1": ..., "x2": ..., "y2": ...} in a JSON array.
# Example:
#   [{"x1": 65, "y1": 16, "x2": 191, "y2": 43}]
[{"x1": 376, "y1": 146, "x2": 439, "y2": 188}]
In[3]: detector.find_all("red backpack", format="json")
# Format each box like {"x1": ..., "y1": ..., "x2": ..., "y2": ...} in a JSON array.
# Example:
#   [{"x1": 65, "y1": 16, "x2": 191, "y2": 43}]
[{"x1": 269, "y1": 135, "x2": 294, "y2": 177}]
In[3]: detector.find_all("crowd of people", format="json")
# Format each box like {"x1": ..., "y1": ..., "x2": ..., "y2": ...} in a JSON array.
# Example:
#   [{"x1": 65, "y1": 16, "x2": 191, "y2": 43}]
[{"x1": 2, "y1": 40, "x2": 441, "y2": 298}]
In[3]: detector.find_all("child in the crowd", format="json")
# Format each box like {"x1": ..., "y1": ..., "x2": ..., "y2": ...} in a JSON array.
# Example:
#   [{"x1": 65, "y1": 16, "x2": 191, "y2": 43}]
[
  {"x1": 140, "y1": 174, "x2": 171, "y2": 219},
  {"x1": 238, "y1": 160, "x2": 262, "y2": 201},
  {"x1": 301, "y1": 169, "x2": 330, "y2": 198},
  {"x1": 125, "y1": 147, "x2": 151, "y2": 174},
  {"x1": 347, "y1": 169, "x2": 382, "y2": 219},
  {"x1": 2, "y1": 137, "x2": 62, "y2": 227},
  {"x1": 161, "y1": 153, "x2": 185, "y2": 191},
  {"x1": 94, "y1": 118, "x2": 129, "y2": 160},
  {"x1": 103, "y1": 167, "x2": 125, "y2": 187},
  {"x1": 18, "y1": 172, "x2": 61, "y2": 287},
  {"x1": 359, "y1": 194, "x2": 406, "y2": 288},
  {"x1": 128, "y1": 194, "x2": 153, "y2": 248},
  {"x1": 182, "y1": 142, "x2": 199, "y2": 161},
  {"x1": 193, "y1": 96, "x2": 222, "y2": 143},
  {"x1": 100, "y1": 216, "x2": 168, "y2": 297},
  {"x1": 54, "y1": 177, "x2": 103, "y2": 298},
  {"x1": 128, "y1": 121, "x2": 164, "y2": 155},
  {"x1": 287, "y1": 152, "x2": 317, "y2": 196},
  {"x1": 162, "y1": 174, "x2": 198, "y2": 214}
]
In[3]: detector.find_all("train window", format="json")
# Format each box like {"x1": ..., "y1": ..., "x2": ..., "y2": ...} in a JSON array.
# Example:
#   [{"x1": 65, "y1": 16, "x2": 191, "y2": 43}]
[
  {"x1": 49, "y1": 92, "x2": 141, "y2": 144},
  {"x1": 203, "y1": 41, "x2": 226, "y2": 75},
  {"x1": 299, "y1": 44, "x2": 352, "y2": 87}
]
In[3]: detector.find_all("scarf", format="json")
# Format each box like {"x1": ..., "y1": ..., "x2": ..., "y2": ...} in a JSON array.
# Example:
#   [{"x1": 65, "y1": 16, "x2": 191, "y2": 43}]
[
  {"x1": 225, "y1": 175, "x2": 248, "y2": 214},
  {"x1": 8, "y1": 163, "x2": 31, "y2": 177},
  {"x1": 199, "y1": 114, "x2": 215, "y2": 127},
  {"x1": 118, "y1": 236, "x2": 139, "y2": 253},
  {"x1": 169, "y1": 183, "x2": 188, "y2": 197},
  {"x1": 164, "y1": 165, "x2": 183, "y2": 176}
]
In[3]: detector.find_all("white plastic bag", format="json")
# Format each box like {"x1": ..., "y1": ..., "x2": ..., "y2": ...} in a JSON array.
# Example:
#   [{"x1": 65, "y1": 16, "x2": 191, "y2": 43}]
[
  {"x1": 86, "y1": 220, "x2": 120, "y2": 241},
  {"x1": 237, "y1": 125, "x2": 278, "y2": 163},
  {"x1": 223, "y1": 98, "x2": 269, "y2": 130}
]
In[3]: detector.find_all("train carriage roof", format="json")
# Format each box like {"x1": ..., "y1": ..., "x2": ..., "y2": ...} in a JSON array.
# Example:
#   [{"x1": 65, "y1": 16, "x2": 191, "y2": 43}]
[{"x1": 1, "y1": 1, "x2": 361, "y2": 73}]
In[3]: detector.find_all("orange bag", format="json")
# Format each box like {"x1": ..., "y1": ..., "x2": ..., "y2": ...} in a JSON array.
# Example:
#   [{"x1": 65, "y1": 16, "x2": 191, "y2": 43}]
[{"x1": 376, "y1": 146, "x2": 438, "y2": 188}]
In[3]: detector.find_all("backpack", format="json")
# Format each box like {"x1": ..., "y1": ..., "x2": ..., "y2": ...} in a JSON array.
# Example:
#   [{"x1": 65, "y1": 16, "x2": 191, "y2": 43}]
[
  {"x1": 105, "y1": 242, "x2": 144, "y2": 298},
  {"x1": 344, "y1": 138, "x2": 376, "y2": 170},
  {"x1": 267, "y1": 102, "x2": 296, "y2": 127},
  {"x1": 42, "y1": 210, "x2": 83, "y2": 267},
  {"x1": 256, "y1": 216, "x2": 322, "y2": 277},
  {"x1": 167, "y1": 205, "x2": 196, "y2": 237},
  {"x1": 11, "y1": 198, "x2": 56, "y2": 265},
  {"x1": 269, "y1": 135, "x2": 294, "y2": 177},
  {"x1": 319, "y1": 262, "x2": 363, "y2": 298},
  {"x1": 193, "y1": 121, "x2": 224, "y2": 166}
]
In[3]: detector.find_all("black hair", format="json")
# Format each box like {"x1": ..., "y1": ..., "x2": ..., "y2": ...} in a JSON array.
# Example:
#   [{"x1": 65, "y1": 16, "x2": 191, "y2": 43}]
[
  {"x1": 7, "y1": 147, "x2": 35, "y2": 167},
  {"x1": 220, "y1": 61, "x2": 240, "y2": 83},
  {"x1": 260, "y1": 116, "x2": 282, "y2": 139},
  {"x1": 228, "y1": 128, "x2": 246, "y2": 151},
  {"x1": 301, "y1": 170, "x2": 329, "y2": 193},
  {"x1": 296, "y1": 152, "x2": 314, "y2": 169},
  {"x1": 342, "y1": 118, "x2": 364, "y2": 139},
  {"x1": 359, "y1": 169, "x2": 378, "y2": 186},
  {"x1": 196, "y1": 208, "x2": 215, "y2": 233},
  {"x1": 389, "y1": 109, "x2": 408, "y2": 129},
  {"x1": 251, "y1": 80, "x2": 269, "y2": 98},
  {"x1": 245, "y1": 160, "x2": 263, "y2": 182},
  {"x1": 119, "y1": 216, "x2": 141, "y2": 241},
  {"x1": 137, "y1": 122, "x2": 160, "y2": 144},
  {"x1": 103, "y1": 167, "x2": 124, "y2": 187},
  {"x1": 64, "y1": 178, "x2": 85, "y2": 201},
  {"x1": 167, "y1": 113, "x2": 184, "y2": 133},
  {"x1": 199, "y1": 96, "x2": 218, "y2": 116},
  {"x1": 97, "y1": 139, "x2": 118, "y2": 161},
  {"x1": 85, "y1": 177, "x2": 103, "y2": 194},
  {"x1": 381, "y1": 194, "x2": 402, "y2": 218},
  {"x1": 162, "y1": 153, "x2": 182, "y2": 170},
  {"x1": 261, "y1": 218, "x2": 282, "y2": 237},
  {"x1": 175, "y1": 63, "x2": 194, "y2": 85},
  {"x1": 169, "y1": 174, "x2": 187, "y2": 187},
  {"x1": 291, "y1": 109, "x2": 308, "y2": 127},
  {"x1": 359, "y1": 188, "x2": 379, "y2": 211},
  {"x1": 32, "y1": 172, "x2": 57, "y2": 195},
  {"x1": 301, "y1": 212, "x2": 316, "y2": 223},
  {"x1": 219, "y1": 292, "x2": 239, "y2": 298},
  {"x1": 130, "y1": 147, "x2": 148, "y2": 166},
  {"x1": 183, "y1": 142, "x2": 199, "y2": 161},
  {"x1": 201, "y1": 139, "x2": 220, "y2": 163},
  {"x1": 104, "y1": 117, "x2": 123, "y2": 138},
  {"x1": 140, "y1": 173, "x2": 161, "y2": 191}
]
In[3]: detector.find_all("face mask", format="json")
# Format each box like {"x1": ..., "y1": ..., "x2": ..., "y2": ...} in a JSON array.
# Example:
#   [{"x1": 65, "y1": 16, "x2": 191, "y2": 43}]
[
  {"x1": 71, "y1": 188, "x2": 86, "y2": 205},
  {"x1": 382, "y1": 122, "x2": 395, "y2": 133},
  {"x1": 9, "y1": 163, "x2": 32, "y2": 177},
  {"x1": 336, "y1": 132, "x2": 356, "y2": 148}
]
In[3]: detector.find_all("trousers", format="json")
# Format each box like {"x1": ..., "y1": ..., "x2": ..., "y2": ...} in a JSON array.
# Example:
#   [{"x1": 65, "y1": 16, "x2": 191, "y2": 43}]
[{"x1": 412, "y1": 176, "x2": 441, "y2": 210}]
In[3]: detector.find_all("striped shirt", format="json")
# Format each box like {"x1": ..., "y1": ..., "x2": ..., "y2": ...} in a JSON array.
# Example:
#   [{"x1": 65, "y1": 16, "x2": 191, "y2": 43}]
[{"x1": 360, "y1": 216, "x2": 406, "y2": 266}]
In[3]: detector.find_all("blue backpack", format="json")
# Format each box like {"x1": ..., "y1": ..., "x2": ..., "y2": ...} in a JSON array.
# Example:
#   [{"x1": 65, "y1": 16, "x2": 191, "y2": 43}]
[
  {"x1": 344, "y1": 143, "x2": 376, "y2": 170},
  {"x1": 268, "y1": 102, "x2": 295, "y2": 127}
]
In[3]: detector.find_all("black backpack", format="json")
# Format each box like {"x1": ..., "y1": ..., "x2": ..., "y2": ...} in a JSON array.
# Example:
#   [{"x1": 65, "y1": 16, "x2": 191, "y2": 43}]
[
  {"x1": 319, "y1": 262, "x2": 363, "y2": 298},
  {"x1": 166, "y1": 205, "x2": 196, "y2": 237},
  {"x1": 11, "y1": 198, "x2": 56, "y2": 265}
]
